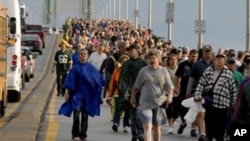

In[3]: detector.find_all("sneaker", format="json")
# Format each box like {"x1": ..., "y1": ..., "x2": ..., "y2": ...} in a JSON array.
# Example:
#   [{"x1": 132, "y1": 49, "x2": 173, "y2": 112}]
[
  {"x1": 80, "y1": 133, "x2": 87, "y2": 141},
  {"x1": 177, "y1": 122, "x2": 187, "y2": 134},
  {"x1": 112, "y1": 124, "x2": 118, "y2": 132},
  {"x1": 71, "y1": 135, "x2": 77, "y2": 140},
  {"x1": 198, "y1": 134, "x2": 206, "y2": 141},
  {"x1": 168, "y1": 126, "x2": 174, "y2": 134},
  {"x1": 190, "y1": 129, "x2": 197, "y2": 137},
  {"x1": 224, "y1": 135, "x2": 230, "y2": 141},
  {"x1": 123, "y1": 126, "x2": 129, "y2": 133}
]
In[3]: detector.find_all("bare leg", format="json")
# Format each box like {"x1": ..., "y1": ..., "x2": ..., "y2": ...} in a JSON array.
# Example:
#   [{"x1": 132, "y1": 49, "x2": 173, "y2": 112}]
[
  {"x1": 153, "y1": 125, "x2": 161, "y2": 141},
  {"x1": 143, "y1": 123, "x2": 152, "y2": 141},
  {"x1": 197, "y1": 112, "x2": 205, "y2": 134}
]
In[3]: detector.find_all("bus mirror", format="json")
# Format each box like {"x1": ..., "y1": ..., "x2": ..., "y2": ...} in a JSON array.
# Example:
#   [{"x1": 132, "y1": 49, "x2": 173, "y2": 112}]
[{"x1": 9, "y1": 17, "x2": 16, "y2": 34}]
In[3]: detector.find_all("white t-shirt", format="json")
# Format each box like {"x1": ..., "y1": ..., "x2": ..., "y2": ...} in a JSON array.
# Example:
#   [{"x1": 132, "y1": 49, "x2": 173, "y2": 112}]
[{"x1": 88, "y1": 52, "x2": 107, "y2": 69}]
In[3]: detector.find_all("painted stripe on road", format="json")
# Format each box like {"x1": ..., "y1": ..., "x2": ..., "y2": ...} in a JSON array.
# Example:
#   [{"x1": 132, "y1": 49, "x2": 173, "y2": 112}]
[{"x1": 44, "y1": 89, "x2": 59, "y2": 141}]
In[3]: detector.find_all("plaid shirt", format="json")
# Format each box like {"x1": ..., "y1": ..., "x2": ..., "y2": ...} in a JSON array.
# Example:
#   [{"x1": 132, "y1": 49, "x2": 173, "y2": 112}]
[{"x1": 194, "y1": 66, "x2": 236, "y2": 109}]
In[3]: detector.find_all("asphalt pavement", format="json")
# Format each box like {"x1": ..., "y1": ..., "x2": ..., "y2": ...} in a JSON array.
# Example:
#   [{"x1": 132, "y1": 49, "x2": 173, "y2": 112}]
[{"x1": 36, "y1": 94, "x2": 197, "y2": 141}]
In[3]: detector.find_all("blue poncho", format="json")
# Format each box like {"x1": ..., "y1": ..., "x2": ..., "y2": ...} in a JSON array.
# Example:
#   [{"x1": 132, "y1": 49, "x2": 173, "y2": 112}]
[{"x1": 59, "y1": 62, "x2": 104, "y2": 117}]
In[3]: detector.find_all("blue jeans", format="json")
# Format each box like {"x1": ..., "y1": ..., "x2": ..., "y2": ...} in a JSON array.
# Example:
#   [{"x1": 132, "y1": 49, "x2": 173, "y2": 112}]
[
  {"x1": 129, "y1": 104, "x2": 144, "y2": 138},
  {"x1": 113, "y1": 97, "x2": 130, "y2": 127}
]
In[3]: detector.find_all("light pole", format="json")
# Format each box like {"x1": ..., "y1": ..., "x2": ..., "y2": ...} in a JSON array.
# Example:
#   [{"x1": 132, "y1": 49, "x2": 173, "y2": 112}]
[
  {"x1": 109, "y1": 0, "x2": 111, "y2": 19},
  {"x1": 45, "y1": 0, "x2": 50, "y2": 25},
  {"x1": 247, "y1": 0, "x2": 250, "y2": 51},
  {"x1": 125, "y1": 0, "x2": 128, "y2": 20},
  {"x1": 148, "y1": 0, "x2": 152, "y2": 29},
  {"x1": 113, "y1": 0, "x2": 116, "y2": 19},
  {"x1": 198, "y1": 0, "x2": 204, "y2": 49},
  {"x1": 106, "y1": 2, "x2": 108, "y2": 19},
  {"x1": 135, "y1": 0, "x2": 139, "y2": 29},
  {"x1": 167, "y1": 0, "x2": 173, "y2": 41},
  {"x1": 118, "y1": 0, "x2": 121, "y2": 20},
  {"x1": 54, "y1": 0, "x2": 57, "y2": 27},
  {"x1": 83, "y1": 0, "x2": 88, "y2": 18}
]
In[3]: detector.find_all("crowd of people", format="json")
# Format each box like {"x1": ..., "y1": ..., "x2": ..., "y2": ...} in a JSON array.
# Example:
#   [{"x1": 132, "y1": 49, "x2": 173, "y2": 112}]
[{"x1": 56, "y1": 17, "x2": 250, "y2": 141}]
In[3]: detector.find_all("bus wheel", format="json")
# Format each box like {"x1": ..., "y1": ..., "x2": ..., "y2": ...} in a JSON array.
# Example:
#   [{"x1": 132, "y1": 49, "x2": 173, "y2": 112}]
[
  {"x1": 8, "y1": 91, "x2": 21, "y2": 102},
  {"x1": 0, "y1": 100, "x2": 5, "y2": 117}
]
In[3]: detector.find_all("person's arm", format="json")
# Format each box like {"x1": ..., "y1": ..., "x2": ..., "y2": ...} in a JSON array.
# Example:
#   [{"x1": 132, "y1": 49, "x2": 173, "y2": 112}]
[
  {"x1": 67, "y1": 53, "x2": 73, "y2": 70},
  {"x1": 229, "y1": 76, "x2": 237, "y2": 106},
  {"x1": 166, "y1": 87, "x2": 174, "y2": 108},
  {"x1": 174, "y1": 62, "x2": 184, "y2": 95},
  {"x1": 186, "y1": 62, "x2": 197, "y2": 96},
  {"x1": 99, "y1": 58, "x2": 107, "y2": 73},
  {"x1": 64, "y1": 89, "x2": 70, "y2": 102},
  {"x1": 186, "y1": 77, "x2": 195, "y2": 97},
  {"x1": 52, "y1": 63, "x2": 56, "y2": 73},
  {"x1": 173, "y1": 76, "x2": 180, "y2": 95},
  {"x1": 52, "y1": 52, "x2": 58, "y2": 73},
  {"x1": 193, "y1": 75, "x2": 206, "y2": 102},
  {"x1": 164, "y1": 68, "x2": 174, "y2": 107},
  {"x1": 130, "y1": 86, "x2": 139, "y2": 108}
]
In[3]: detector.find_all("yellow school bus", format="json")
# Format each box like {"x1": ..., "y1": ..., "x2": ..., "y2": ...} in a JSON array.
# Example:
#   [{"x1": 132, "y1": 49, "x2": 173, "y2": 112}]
[{"x1": 0, "y1": 3, "x2": 7, "y2": 117}]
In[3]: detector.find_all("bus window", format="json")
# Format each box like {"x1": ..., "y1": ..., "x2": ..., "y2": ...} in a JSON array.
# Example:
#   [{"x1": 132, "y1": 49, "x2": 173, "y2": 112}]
[{"x1": 9, "y1": 17, "x2": 16, "y2": 34}]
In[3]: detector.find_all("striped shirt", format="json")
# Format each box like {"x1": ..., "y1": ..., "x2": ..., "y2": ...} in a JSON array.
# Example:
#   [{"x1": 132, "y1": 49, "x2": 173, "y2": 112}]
[{"x1": 194, "y1": 66, "x2": 236, "y2": 109}]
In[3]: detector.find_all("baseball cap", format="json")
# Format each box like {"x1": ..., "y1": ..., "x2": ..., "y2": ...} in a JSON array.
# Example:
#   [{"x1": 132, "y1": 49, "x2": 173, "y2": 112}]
[
  {"x1": 182, "y1": 46, "x2": 189, "y2": 54},
  {"x1": 215, "y1": 52, "x2": 226, "y2": 58},
  {"x1": 227, "y1": 58, "x2": 235, "y2": 64},
  {"x1": 203, "y1": 44, "x2": 212, "y2": 52},
  {"x1": 228, "y1": 49, "x2": 236, "y2": 57},
  {"x1": 243, "y1": 55, "x2": 250, "y2": 63}
]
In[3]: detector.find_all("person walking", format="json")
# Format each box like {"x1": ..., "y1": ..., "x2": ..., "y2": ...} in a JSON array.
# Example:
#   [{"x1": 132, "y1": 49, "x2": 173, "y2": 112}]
[
  {"x1": 224, "y1": 58, "x2": 244, "y2": 140},
  {"x1": 118, "y1": 45, "x2": 147, "y2": 141},
  {"x1": 130, "y1": 49, "x2": 174, "y2": 141},
  {"x1": 174, "y1": 49, "x2": 199, "y2": 134},
  {"x1": 165, "y1": 53, "x2": 178, "y2": 134},
  {"x1": 100, "y1": 41, "x2": 127, "y2": 98},
  {"x1": 231, "y1": 77, "x2": 250, "y2": 141},
  {"x1": 107, "y1": 55, "x2": 130, "y2": 132},
  {"x1": 237, "y1": 55, "x2": 250, "y2": 77},
  {"x1": 194, "y1": 52, "x2": 236, "y2": 141},
  {"x1": 88, "y1": 43, "x2": 107, "y2": 70},
  {"x1": 62, "y1": 48, "x2": 105, "y2": 140},
  {"x1": 52, "y1": 39, "x2": 72, "y2": 96},
  {"x1": 186, "y1": 44, "x2": 214, "y2": 140},
  {"x1": 88, "y1": 43, "x2": 107, "y2": 103}
]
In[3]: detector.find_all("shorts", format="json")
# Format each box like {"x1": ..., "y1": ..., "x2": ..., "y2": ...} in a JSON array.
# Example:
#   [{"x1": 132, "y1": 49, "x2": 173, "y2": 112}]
[
  {"x1": 138, "y1": 107, "x2": 166, "y2": 126},
  {"x1": 166, "y1": 97, "x2": 180, "y2": 119}
]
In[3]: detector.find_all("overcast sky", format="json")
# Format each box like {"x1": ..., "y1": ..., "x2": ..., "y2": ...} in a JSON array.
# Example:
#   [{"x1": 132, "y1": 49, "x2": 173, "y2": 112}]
[
  {"x1": 95, "y1": 0, "x2": 246, "y2": 51},
  {"x1": 21, "y1": 0, "x2": 247, "y2": 51}
]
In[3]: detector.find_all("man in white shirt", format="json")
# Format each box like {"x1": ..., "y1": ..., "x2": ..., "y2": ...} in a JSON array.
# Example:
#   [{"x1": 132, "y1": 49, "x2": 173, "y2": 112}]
[{"x1": 88, "y1": 43, "x2": 107, "y2": 69}]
